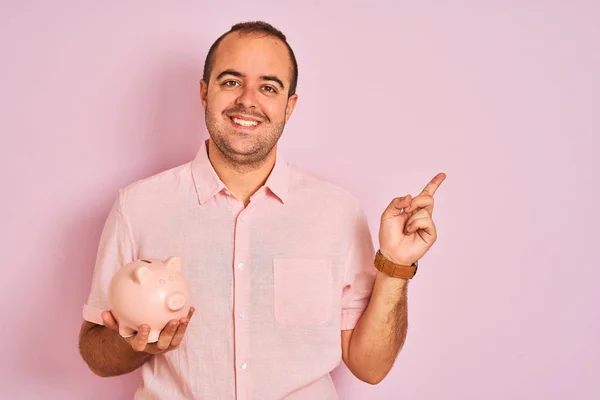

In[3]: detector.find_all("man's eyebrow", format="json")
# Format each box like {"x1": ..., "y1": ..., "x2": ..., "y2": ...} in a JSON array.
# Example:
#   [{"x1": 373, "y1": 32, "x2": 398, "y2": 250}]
[
  {"x1": 215, "y1": 69, "x2": 285, "y2": 90},
  {"x1": 216, "y1": 69, "x2": 244, "y2": 80},
  {"x1": 261, "y1": 75, "x2": 284, "y2": 89}
]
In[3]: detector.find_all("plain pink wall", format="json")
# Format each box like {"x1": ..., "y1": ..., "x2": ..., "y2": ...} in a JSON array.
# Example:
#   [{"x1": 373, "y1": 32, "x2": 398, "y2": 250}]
[{"x1": 1, "y1": 1, "x2": 598, "y2": 399}]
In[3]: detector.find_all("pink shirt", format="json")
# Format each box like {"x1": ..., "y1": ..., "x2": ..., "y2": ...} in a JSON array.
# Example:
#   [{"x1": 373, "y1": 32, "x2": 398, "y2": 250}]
[{"x1": 83, "y1": 140, "x2": 377, "y2": 399}]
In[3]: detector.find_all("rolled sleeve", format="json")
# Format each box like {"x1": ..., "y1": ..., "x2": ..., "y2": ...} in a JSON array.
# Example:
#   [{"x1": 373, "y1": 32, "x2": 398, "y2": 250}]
[
  {"x1": 340, "y1": 207, "x2": 377, "y2": 330},
  {"x1": 82, "y1": 190, "x2": 135, "y2": 325}
]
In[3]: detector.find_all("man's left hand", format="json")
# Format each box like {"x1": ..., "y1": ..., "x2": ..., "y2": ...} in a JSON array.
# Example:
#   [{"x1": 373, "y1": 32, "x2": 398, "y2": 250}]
[{"x1": 378, "y1": 172, "x2": 446, "y2": 266}]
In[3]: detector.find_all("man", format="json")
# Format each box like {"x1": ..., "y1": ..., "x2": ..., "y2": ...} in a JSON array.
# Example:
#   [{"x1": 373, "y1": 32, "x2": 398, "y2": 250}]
[{"x1": 78, "y1": 21, "x2": 446, "y2": 399}]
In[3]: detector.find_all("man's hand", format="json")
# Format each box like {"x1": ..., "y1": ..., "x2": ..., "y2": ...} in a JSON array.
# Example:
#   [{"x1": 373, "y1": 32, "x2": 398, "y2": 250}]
[
  {"x1": 378, "y1": 173, "x2": 446, "y2": 265},
  {"x1": 101, "y1": 307, "x2": 195, "y2": 355}
]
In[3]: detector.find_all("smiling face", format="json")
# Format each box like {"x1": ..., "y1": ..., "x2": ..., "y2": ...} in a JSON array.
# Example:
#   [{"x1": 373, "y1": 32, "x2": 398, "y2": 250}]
[{"x1": 200, "y1": 32, "x2": 298, "y2": 167}]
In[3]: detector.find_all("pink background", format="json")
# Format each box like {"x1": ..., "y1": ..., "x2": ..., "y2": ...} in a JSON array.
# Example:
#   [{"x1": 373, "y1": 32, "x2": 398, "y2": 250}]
[{"x1": 1, "y1": 1, "x2": 598, "y2": 399}]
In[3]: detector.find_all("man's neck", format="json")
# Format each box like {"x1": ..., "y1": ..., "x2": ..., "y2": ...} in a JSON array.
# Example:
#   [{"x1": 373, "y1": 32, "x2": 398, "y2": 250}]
[{"x1": 207, "y1": 139, "x2": 275, "y2": 207}]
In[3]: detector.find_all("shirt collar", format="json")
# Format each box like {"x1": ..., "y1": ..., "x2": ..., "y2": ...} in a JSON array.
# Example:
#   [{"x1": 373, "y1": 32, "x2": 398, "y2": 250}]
[
  {"x1": 263, "y1": 146, "x2": 289, "y2": 204},
  {"x1": 191, "y1": 139, "x2": 289, "y2": 205}
]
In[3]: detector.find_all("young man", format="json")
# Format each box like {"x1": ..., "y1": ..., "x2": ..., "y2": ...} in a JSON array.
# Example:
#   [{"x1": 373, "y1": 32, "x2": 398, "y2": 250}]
[{"x1": 78, "y1": 21, "x2": 446, "y2": 400}]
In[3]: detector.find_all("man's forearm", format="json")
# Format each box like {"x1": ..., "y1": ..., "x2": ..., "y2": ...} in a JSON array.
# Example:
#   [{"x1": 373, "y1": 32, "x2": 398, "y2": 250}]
[
  {"x1": 347, "y1": 272, "x2": 408, "y2": 384},
  {"x1": 78, "y1": 322, "x2": 151, "y2": 377}
]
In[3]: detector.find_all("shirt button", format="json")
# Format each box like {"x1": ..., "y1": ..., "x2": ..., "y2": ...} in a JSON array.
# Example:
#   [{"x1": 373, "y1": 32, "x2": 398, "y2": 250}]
[
  {"x1": 237, "y1": 263, "x2": 244, "y2": 270},
  {"x1": 240, "y1": 362, "x2": 247, "y2": 370},
  {"x1": 239, "y1": 312, "x2": 245, "y2": 319}
]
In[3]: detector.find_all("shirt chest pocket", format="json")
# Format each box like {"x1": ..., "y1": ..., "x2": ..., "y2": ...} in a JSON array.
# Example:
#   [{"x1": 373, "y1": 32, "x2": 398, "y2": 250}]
[{"x1": 273, "y1": 258, "x2": 334, "y2": 326}]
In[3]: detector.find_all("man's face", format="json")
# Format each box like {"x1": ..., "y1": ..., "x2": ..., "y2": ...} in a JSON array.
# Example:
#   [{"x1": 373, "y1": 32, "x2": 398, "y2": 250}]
[{"x1": 200, "y1": 32, "x2": 298, "y2": 166}]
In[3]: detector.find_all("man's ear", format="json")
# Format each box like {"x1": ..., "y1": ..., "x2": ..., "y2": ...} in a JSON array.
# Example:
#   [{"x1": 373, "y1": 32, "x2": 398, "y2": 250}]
[
  {"x1": 200, "y1": 79, "x2": 208, "y2": 110},
  {"x1": 284, "y1": 93, "x2": 299, "y2": 123}
]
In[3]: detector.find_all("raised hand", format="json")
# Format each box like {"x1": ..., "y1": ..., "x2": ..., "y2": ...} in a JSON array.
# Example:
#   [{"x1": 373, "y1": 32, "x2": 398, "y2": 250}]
[
  {"x1": 378, "y1": 173, "x2": 446, "y2": 266},
  {"x1": 101, "y1": 307, "x2": 195, "y2": 354}
]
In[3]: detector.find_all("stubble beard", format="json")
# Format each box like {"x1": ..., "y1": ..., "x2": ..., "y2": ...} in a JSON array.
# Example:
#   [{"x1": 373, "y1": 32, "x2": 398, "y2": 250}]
[{"x1": 204, "y1": 102, "x2": 287, "y2": 171}]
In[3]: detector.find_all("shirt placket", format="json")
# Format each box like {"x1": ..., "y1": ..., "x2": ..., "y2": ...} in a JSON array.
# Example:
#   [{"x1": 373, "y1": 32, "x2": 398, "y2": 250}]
[{"x1": 233, "y1": 202, "x2": 253, "y2": 400}]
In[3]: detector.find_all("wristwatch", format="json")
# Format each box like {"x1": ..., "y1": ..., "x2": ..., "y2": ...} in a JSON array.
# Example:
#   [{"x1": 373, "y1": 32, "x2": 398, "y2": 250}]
[{"x1": 373, "y1": 250, "x2": 418, "y2": 279}]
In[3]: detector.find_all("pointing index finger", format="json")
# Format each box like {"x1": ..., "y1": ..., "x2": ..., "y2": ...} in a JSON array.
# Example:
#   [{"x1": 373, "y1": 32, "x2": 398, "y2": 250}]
[{"x1": 420, "y1": 172, "x2": 446, "y2": 196}]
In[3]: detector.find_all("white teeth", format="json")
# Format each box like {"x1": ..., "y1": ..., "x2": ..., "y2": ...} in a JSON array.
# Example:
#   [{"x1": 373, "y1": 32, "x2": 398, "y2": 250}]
[{"x1": 233, "y1": 117, "x2": 258, "y2": 127}]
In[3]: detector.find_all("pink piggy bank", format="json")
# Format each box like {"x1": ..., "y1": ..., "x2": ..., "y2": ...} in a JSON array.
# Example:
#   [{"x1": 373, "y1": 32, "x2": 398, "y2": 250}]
[{"x1": 108, "y1": 256, "x2": 192, "y2": 343}]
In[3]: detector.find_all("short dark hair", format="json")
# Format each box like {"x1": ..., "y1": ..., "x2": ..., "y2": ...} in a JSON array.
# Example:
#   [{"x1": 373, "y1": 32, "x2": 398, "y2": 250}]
[{"x1": 202, "y1": 21, "x2": 299, "y2": 97}]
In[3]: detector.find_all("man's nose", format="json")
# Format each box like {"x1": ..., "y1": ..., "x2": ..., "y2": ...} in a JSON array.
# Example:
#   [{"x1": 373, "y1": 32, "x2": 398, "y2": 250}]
[{"x1": 236, "y1": 85, "x2": 258, "y2": 109}]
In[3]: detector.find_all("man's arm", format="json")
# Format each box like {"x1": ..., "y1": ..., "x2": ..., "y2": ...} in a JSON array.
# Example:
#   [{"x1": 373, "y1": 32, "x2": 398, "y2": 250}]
[
  {"x1": 341, "y1": 272, "x2": 408, "y2": 385},
  {"x1": 79, "y1": 308, "x2": 194, "y2": 377},
  {"x1": 342, "y1": 173, "x2": 445, "y2": 384},
  {"x1": 78, "y1": 320, "x2": 151, "y2": 377}
]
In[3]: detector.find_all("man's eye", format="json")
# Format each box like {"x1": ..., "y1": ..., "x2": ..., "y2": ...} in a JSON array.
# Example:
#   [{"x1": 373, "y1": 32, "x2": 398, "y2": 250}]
[
  {"x1": 223, "y1": 81, "x2": 240, "y2": 87},
  {"x1": 262, "y1": 86, "x2": 277, "y2": 93}
]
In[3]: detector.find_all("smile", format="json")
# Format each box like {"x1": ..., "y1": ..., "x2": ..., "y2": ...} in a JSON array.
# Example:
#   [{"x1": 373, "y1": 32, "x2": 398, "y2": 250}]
[{"x1": 230, "y1": 117, "x2": 260, "y2": 127}]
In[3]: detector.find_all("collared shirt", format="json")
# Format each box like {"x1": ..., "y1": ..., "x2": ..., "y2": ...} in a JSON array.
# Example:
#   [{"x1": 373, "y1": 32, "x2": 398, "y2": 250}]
[{"x1": 82, "y1": 139, "x2": 377, "y2": 400}]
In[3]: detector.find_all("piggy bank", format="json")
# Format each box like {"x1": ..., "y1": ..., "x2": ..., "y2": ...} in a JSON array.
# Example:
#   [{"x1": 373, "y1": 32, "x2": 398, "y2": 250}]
[{"x1": 108, "y1": 256, "x2": 192, "y2": 343}]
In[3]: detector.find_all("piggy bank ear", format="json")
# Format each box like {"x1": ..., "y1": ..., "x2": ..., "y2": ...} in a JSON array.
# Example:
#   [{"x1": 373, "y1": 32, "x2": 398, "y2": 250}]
[
  {"x1": 132, "y1": 266, "x2": 153, "y2": 285},
  {"x1": 165, "y1": 256, "x2": 182, "y2": 272}
]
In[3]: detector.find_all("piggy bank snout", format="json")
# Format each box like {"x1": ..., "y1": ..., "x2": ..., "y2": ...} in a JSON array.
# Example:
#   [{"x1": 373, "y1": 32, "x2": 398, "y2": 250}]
[{"x1": 167, "y1": 292, "x2": 186, "y2": 311}]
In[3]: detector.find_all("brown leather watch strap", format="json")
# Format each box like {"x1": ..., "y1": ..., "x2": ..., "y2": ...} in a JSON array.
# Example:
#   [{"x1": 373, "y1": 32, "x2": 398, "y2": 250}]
[{"x1": 373, "y1": 250, "x2": 418, "y2": 279}]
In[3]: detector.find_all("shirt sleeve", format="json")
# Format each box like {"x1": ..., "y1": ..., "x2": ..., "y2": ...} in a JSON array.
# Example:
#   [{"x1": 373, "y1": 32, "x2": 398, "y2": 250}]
[
  {"x1": 340, "y1": 207, "x2": 377, "y2": 330},
  {"x1": 82, "y1": 190, "x2": 135, "y2": 325}
]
